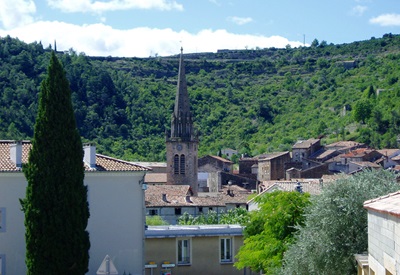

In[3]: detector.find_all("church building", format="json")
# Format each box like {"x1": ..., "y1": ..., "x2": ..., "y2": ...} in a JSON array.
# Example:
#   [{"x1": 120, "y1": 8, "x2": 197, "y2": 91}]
[{"x1": 166, "y1": 48, "x2": 199, "y2": 195}]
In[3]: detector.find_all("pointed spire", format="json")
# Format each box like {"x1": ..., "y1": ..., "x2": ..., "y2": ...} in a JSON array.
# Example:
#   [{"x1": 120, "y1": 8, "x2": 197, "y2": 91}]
[
  {"x1": 169, "y1": 48, "x2": 194, "y2": 140},
  {"x1": 174, "y1": 47, "x2": 190, "y2": 118}
]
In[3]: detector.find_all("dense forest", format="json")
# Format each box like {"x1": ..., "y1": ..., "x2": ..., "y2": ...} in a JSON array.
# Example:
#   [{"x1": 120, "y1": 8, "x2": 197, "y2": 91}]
[{"x1": 1, "y1": 34, "x2": 400, "y2": 161}]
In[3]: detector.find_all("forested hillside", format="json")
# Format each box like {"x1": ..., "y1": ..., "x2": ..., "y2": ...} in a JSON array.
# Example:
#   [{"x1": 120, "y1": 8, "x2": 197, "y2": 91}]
[{"x1": 1, "y1": 34, "x2": 400, "y2": 161}]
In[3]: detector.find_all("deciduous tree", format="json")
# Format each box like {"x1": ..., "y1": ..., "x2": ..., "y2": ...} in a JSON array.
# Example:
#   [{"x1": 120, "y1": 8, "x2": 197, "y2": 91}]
[
  {"x1": 281, "y1": 169, "x2": 399, "y2": 275},
  {"x1": 235, "y1": 191, "x2": 310, "y2": 274}
]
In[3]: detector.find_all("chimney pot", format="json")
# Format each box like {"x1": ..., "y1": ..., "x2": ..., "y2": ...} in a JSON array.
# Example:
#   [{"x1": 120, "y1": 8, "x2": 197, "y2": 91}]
[
  {"x1": 10, "y1": 141, "x2": 22, "y2": 168},
  {"x1": 83, "y1": 143, "x2": 96, "y2": 168}
]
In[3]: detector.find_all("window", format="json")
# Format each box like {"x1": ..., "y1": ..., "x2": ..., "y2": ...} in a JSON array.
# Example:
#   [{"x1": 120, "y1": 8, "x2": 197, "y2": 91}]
[
  {"x1": 0, "y1": 254, "x2": 5, "y2": 275},
  {"x1": 220, "y1": 237, "x2": 233, "y2": 263},
  {"x1": 175, "y1": 208, "x2": 182, "y2": 215},
  {"x1": 177, "y1": 238, "x2": 191, "y2": 265},
  {"x1": 149, "y1": 209, "x2": 158, "y2": 216},
  {"x1": 174, "y1": 154, "x2": 179, "y2": 174},
  {"x1": 198, "y1": 207, "x2": 203, "y2": 213},
  {"x1": 180, "y1": 154, "x2": 185, "y2": 175},
  {"x1": 0, "y1": 208, "x2": 5, "y2": 232}
]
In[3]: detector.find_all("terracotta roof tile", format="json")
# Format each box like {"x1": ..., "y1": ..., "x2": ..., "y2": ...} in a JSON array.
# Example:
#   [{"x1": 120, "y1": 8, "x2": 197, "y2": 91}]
[
  {"x1": 292, "y1": 139, "x2": 320, "y2": 149},
  {"x1": 325, "y1": 141, "x2": 364, "y2": 149},
  {"x1": 145, "y1": 184, "x2": 251, "y2": 207},
  {"x1": 145, "y1": 173, "x2": 167, "y2": 184},
  {"x1": 0, "y1": 140, "x2": 148, "y2": 172},
  {"x1": 258, "y1": 151, "x2": 289, "y2": 161},
  {"x1": 340, "y1": 148, "x2": 377, "y2": 158},
  {"x1": 364, "y1": 191, "x2": 400, "y2": 218},
  {"x1": 207, "y1": 155, "x2": 233, "y2": 163}
]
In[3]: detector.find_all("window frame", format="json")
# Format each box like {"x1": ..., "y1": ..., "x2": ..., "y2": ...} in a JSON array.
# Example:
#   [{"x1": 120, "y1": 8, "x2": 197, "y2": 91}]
[
  {"x1": 149, "y1": 209, "x2": 158, "y2": 216},
  {"x1": 0, "y1": 208, "x2": 5, "y2": 233},
  {"x1": 177, "y1": 238, "x2": 191, "y2": 265},
  {"x1": 220, "y1": 237, "x2": 233, "y2": 263},
  {"x1": 0, "y1": 254, "x2": 5, "y2": 275},
  {"x1": 174, "y1": 207, "x2": 182, "y2": 215},
  {"x1": 180, "y1": 154, "x2": 185, "y2": 175},
  {"x1": 174, "y1": 154, "x2": 180, "y2": 174}
]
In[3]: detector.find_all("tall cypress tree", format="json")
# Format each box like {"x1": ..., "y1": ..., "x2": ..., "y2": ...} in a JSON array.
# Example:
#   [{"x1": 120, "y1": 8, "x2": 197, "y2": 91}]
[{"x1": 22, "y1": 51, "x2": 90, "y2": 275}]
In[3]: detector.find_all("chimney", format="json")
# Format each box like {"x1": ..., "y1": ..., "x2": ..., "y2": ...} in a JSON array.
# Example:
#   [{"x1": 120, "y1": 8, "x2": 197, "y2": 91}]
[
  {"x1": 10, "y1": 141, "x2": 22, "y2": 168},
  {"x1": 83, "y1": 143, "x2": 96, "y2": 168},
  {"x1": 162, "y1": 193, "x2": 168, "y2": 202}
]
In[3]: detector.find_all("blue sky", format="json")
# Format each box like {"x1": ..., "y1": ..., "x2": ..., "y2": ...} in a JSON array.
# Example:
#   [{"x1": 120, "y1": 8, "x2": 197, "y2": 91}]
[{"x1": 0, "y1": 0, "x2": 399, "y2": 57}]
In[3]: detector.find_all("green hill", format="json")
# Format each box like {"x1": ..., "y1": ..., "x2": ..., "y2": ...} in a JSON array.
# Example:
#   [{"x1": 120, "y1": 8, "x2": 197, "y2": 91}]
[{"x1": 1, "y1": 34, "x2": 399, "y2": 161}]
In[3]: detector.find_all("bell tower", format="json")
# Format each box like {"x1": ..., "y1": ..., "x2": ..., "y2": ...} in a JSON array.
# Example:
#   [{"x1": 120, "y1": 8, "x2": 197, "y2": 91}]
[{"x1": 166, "y1": 48, "x2": 198, "y2": 195}]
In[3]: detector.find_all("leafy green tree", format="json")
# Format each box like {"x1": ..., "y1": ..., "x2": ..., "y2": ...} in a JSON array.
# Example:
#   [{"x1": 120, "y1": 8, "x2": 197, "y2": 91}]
[
  {"x1": 353, "y1": 99, "x2": 372, "y2": 123},
  {"x1": 235, "y1": 191, "x2": 311, "y2": 274},
  {"x1": 146, "y1": 215, "x2": 169, "y2": 225},
  {"x1": 281, "y1": 169, "x2": 399, "y2": 275},
  {"x1": 177, "y1": 208, "x2": 250, "y2": 225},
  {"x1": 21, "y1": 52, "x2": 90, "y2": 275}
]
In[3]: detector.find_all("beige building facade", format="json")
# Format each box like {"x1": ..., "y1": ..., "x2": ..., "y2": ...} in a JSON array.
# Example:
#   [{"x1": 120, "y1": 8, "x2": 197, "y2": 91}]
[{"x1": 145, "y1": 225, "x2": 244, "y2": 275}]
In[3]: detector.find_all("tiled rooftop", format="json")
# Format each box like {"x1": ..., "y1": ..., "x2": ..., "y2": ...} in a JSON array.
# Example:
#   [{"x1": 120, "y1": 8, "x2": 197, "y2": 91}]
[
  {"x1": 206, "y1": 155, "x2": 233, "y2": 163},
  {"x1": 325, "y1": 141, "x2": 363, "y2": 149},
  {"x1": 376, "y1": 149, "x2": 400, "y2": 157},
  {"x1": 0, "y1": 140, "x2": 148, "y2": 172},
  {"x1": 364, "y1": 191, "x2": 400, "y2": 218},
  {"x1": 145, "y1": 173, "x2": 167, "y2": 184},
  {"x1": 292, "y1": 139, "x2": 320, "y2": 149},
  {"x1": 259, "y1": 179, "x2": 326, "y2": 195},
  {"x1": 340, "y1": 148, "x2": 377, "y2": 158},
  {"x1": 258, "y1": 151, "x2": 289, "y2": 160},
  {"x1": 145, "y1": 184, "x2": 251, "y2": 207}
]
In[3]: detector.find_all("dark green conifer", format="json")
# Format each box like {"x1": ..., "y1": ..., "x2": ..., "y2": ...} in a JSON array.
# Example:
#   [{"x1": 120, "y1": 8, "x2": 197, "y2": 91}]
[{"x1": 22, "y1": 51, "x2": 90, "y2": 275}]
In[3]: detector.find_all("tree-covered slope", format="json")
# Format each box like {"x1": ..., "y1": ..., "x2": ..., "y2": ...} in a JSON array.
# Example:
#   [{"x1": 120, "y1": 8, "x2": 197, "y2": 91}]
[{"x1": 1, "y1": 34, "x2": 399, "y2": 161}]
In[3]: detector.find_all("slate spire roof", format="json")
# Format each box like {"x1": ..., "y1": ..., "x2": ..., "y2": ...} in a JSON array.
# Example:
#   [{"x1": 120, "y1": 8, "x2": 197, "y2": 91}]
[{"x1": 169, "y1": 48, "x2": 195, "y2": 141}]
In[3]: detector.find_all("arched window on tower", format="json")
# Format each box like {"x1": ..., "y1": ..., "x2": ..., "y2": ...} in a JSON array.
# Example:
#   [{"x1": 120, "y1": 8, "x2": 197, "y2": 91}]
[
  {"x1": 180, "y1": 154, "x2": 185, "y2": 174},
  {"x1": 174, "y1": 154, "x2": 179, "y2": 174}
]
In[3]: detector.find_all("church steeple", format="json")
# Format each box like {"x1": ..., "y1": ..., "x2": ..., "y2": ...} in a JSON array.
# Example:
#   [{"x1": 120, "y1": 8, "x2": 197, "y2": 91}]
[
  {"x1": 170, "y1": 47, "x2": 195, "y2": 141},
  {"x1": 166, "y1": 48, "x2": 198, "y2": 195}
]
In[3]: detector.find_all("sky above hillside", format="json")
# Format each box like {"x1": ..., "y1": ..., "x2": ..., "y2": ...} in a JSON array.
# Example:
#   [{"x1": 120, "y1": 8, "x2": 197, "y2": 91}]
[{"x1": 0, "y1": 0, "x2": 399, "y2": 57}]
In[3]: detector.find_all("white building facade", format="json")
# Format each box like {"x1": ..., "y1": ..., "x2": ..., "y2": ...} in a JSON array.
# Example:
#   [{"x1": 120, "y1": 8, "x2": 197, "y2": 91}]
[{"x1": 0, "y1": 141, "x2": 149, "y2": 275}]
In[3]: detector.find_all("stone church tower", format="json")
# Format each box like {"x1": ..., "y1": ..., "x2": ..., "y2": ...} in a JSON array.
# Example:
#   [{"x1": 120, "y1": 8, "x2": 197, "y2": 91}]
[{"x1": 166, "y1": 48, "x2": 199, "y2": 195}]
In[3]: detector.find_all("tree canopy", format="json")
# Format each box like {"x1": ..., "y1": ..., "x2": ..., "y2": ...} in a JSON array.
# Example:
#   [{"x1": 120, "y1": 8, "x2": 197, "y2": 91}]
[
  {"x1": 235, "y1": 191, "x2": 311, "y2": 274},
  {"x1": 1, "y1": 34, "x2": 400, "y2": 160},
  {"x1": 281, "y1": 169, "x2": 400, "y2": 275}
]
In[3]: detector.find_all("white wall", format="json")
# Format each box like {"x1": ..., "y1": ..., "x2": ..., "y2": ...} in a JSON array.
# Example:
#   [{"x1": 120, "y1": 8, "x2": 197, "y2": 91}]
[
  {"x1": 0, "y1": 173, "x2": 27, "y2": 275},
  {"x1": 0, "y1": 171, "x2": 146, "y2": 275},
  {"x1": 86, "y1": 172, "x2": 146, "y2": 275},
  {"x1": 367, "y1": 211, "x2": 400, "y2": 275}
]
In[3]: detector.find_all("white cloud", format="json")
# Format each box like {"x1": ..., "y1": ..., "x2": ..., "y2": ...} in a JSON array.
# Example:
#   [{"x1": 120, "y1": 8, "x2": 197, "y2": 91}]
[
  {"x1": 0, "y1": 21, "x2": 303, "y2": 57},
  {"x1": 46, "y1": 0, "x2": 183, "y2": 13},
  {"x1": 227, "y1": 16, "x2": 253, "y2": 26},
  {"x1": 0, "y1": 0, "x2": 36, "y2": 29},
  {"x1": 370, "y1": 13, "x2": 400, "y2": 26},
  {"x1": 351, "y1": 5, "x2": 367, "y2": 16}
]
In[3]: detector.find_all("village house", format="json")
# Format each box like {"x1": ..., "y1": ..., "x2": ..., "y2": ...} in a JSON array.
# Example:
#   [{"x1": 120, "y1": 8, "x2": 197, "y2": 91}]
[
  {"x1": 221, "y1": 148, "x2": 238, "y2": 159},
  {"x1": 257, "y1": 151, "x2": 290, "y2": 181},
  {"x1": 0, "y1": 140, "x2": 149, "y2": 275},
  {"x1": 248, "y1": 178, "x2": 325, "y2": 211},
  {"x1": 362, "y1": 191, "x2": 400, "y2": 274},
  {"x1": 145, "y1": 184, "x2": 250, "y2": 225},
  {"x1": 291, "y1": 138, "x2": 321, "y2": 162},
  {"x1": 145, "y1": 224, "x2": 244, "y2": 275}
]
